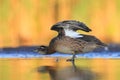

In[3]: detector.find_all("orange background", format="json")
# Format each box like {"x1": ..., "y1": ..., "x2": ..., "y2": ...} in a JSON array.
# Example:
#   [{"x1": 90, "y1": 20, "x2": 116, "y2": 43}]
[{"x1": 0, "y1": 0, "x2": 120, "y2": 47}]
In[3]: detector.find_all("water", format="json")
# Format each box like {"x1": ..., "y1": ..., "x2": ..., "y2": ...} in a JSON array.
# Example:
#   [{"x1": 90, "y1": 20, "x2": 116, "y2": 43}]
[
  {"x1": 0, "y1": 45, "x2": 120, "y2": 80},
  {"x1": 0, "y1": 58, "x2": 120, "y2": 80}
]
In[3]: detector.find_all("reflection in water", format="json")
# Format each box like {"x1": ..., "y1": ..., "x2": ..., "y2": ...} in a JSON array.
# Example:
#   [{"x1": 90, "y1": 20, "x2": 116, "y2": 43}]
[
  {"x1": 37, "y1": 61, "x2": 99, "y2": 80},
  {"x1": 1, "y1": 58, "x2": 120, "y2": 80}
]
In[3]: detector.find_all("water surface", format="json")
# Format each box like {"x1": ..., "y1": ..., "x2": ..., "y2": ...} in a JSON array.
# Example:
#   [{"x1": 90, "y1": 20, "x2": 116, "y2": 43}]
[
  {"x1": 0, "y1": 58, "x2": 120, "y2": 80},
  {"x1": 0, "y1": 45, "x2": 120, "y2": 80}
]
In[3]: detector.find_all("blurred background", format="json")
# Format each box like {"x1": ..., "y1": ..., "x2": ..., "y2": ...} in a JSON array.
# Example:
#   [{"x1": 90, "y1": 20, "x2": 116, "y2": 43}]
[
  {"x1": 0, "y1": 1, "x2": 120, "y2": 80},
  {"x1": 0, "y1": 0, "x2": 120, "y2": 48}
]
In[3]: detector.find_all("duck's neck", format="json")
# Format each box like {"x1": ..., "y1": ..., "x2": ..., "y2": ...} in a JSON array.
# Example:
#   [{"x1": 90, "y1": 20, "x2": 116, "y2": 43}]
[{"x1": 58, "y1": 29, "x2": 65, "y2": 37}]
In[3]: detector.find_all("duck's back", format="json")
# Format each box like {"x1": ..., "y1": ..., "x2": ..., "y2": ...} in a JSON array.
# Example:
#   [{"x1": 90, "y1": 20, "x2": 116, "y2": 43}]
[{"x1": 77, "y1": 34, "x2": 106, "y2": 46}]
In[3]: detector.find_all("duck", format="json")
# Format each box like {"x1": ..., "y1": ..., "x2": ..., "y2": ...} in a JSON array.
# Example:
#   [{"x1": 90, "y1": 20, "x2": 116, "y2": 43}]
[{"x1": 35, "y1": 20, "x2": 107, "y2": 61}]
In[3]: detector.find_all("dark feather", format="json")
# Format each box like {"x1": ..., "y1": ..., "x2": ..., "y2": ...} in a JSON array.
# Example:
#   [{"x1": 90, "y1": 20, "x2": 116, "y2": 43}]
[
  {"x1": 51, "y1": 20, "x2": 92, "y2": 32},
  {"x1": 77, "y1": 34, "x2": 107, "y2": 46}
]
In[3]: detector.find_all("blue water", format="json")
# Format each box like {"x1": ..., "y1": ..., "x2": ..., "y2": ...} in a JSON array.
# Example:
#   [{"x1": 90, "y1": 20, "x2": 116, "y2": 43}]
[{"x1": 0, "y1": 44, "x2": 120, "y2": 58}]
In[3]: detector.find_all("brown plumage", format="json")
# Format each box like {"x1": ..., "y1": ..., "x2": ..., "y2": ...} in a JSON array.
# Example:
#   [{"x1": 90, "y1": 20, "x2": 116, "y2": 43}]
[{"x1": 35, "y1": 20, "x2": 107, "y2": 61}]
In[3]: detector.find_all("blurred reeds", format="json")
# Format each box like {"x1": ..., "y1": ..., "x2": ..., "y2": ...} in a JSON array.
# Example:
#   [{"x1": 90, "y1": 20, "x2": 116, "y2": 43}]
[{"x1": 0, "y1": 0, "x2": 120, "y2": 47}]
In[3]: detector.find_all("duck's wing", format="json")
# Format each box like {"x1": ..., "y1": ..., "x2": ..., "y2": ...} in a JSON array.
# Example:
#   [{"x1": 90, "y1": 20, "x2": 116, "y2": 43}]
[
  {"x1": 51, "y1": 20, "x2": 92, "y2": 32},
  {"x1": 77, "y1": 34, "x2": 107, "y2": 46}
]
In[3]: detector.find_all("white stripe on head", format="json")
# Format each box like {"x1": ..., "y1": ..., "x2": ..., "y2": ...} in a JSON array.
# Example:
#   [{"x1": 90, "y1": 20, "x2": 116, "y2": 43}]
[{"x1": 64, "y1": 29, "x2": 83, "y2": 38}]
